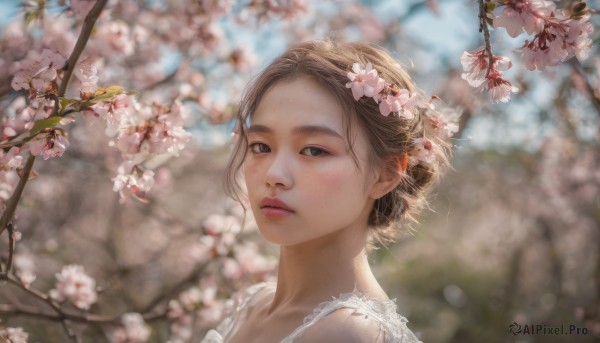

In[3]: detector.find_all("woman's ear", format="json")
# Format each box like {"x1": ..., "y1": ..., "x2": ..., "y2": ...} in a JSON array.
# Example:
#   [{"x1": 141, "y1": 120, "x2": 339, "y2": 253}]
[{"x1": 369, "y1": 155, "x2": 407, "y2": 199}]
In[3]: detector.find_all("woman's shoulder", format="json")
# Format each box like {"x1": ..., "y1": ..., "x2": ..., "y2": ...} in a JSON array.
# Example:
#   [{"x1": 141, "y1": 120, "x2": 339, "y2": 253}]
[{"x1": 286, "y1": 289, "x2": 421, "y2": 343}]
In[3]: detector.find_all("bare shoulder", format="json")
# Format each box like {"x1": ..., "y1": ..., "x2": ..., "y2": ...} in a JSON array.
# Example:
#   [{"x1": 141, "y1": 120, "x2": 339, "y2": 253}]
[{"x1": 299, "y1": 307, "x2": 387, "y2": 343}]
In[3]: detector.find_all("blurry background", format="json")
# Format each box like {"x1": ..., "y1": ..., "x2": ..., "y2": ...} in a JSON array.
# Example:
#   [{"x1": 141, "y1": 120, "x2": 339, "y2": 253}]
[{"x1": 0, "y1": 0, "x2": 598, "y2": 342}]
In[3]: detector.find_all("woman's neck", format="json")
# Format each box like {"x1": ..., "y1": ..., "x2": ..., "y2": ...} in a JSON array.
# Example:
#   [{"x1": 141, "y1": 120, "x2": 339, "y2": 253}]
[{"x1": 267, "y1": 225, "x2": 384, "y2": 315}]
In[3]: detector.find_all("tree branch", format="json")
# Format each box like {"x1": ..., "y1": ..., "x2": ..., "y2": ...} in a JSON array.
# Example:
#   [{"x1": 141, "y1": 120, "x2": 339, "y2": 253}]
[
  {"x1": 56, "y1": 0, "x2": 109, "y2": 102},
  {"x1": 478, "y1": 0, "x2": 495, "y2": 76},
  {"x1": 569, "y1": 60, "x2": 600, "y2": 116},
  {"x1": 0, "y1": 154, "x2": 35, "y2": 237}
]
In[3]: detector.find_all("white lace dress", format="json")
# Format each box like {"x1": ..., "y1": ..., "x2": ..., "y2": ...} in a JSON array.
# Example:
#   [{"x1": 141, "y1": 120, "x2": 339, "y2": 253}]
[{"x1": 200, "y1": 282, "x2": 421, "y2": 343}]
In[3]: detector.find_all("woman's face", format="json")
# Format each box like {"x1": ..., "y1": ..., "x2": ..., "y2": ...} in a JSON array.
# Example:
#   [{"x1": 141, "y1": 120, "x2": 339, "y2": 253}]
[{"x1": 243, "y1": 76, "x2": 380, "y2": 247}]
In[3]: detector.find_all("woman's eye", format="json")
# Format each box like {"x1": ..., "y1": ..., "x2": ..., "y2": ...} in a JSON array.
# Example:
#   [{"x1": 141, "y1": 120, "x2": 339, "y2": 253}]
[
  {"x1": 300, "y1": 147, "x2": 328, "y2": 157},
  {"x1": 249, "y1": 143, "x2": 270, "y2": 153}
]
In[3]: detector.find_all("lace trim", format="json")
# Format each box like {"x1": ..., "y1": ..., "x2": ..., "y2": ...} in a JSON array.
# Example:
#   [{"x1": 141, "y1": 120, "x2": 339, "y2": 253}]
[
  {"x1": 303, "y1": 288, "x2": 405, "y2": 325},
  {"x1": 283, "y1": 287, "x2": 418, "y2": 343}
]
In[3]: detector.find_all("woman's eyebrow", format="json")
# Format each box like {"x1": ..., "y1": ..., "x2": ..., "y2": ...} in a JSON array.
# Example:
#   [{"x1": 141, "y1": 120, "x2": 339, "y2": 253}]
[{"x1": 248, "y1": 124, "x2": 344, "y2": 141}]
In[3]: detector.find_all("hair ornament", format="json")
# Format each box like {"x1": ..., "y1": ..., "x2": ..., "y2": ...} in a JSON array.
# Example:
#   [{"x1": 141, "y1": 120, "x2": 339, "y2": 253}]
[{"x1": 346, "y1": 62, "x2": 460, "y2": 165}]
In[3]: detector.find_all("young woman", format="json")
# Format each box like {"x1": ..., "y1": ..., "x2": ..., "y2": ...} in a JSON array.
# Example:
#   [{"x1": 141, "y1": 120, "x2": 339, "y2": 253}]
[{"x1": 202, "y1": 39, "x2": 456, "y2": 343}]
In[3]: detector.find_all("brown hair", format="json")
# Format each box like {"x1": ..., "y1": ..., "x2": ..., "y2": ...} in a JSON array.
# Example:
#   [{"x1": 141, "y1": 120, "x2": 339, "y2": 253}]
[{"x1": 223, "y1": 39, "x2": 452, "y2": 243}]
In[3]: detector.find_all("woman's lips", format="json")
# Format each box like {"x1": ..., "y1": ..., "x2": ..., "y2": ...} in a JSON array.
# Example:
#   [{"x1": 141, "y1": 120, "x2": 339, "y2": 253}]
[
  {"x1": 260, "y1": 207, "x2": 294, "y2": 219},
  {"x1": 260, "y1": 197, "x2": 295, "y2": 219}
]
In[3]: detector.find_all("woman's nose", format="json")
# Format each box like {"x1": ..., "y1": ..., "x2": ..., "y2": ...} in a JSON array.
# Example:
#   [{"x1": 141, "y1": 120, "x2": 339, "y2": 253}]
[{"x1": 264, "y1": 152, "x2": 293, "y2": 190}]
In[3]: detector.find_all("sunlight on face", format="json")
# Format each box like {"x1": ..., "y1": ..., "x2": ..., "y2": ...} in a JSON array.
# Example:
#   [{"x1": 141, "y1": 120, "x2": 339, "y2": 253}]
[{"x1": 243, "y1": 76, "x2": 378, "y2": 247}]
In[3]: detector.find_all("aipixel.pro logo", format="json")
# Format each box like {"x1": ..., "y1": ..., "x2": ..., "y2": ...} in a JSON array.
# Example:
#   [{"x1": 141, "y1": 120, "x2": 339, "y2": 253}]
[{"x1": 508, "y1": 322, "x2": 589, "y2": 336}]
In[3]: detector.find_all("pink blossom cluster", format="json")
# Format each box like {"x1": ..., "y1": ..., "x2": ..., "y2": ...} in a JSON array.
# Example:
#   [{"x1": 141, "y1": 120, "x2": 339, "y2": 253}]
[
  {"x1": 493, "y1": 0, "x2": 594, "y2": 71},
  {"x1": 0, "y1": 95, "x2": 73, "y2": 208},
  {"x1": 521, "y1": 12, "x2": 594, "y2": 71},
  {"x1": 2, "y1": 97, "x2": 51, "y2": 140},
  {"x1": 0, "y1": 327, "x2": 29, "y2": 343},
  {"x1": 346, "y1": 62, "x2": 460, "y2": 164},
  {"x1": 460, "y1": 48, "x2": 518, "y2": 103},
  {"x1": 49, "y1": 264, "x2": 98, "y2": 310},
  {"x1": 0, "y1": 96, "x2": 71, "y2": 160},
  {"x1": 11, "y1": 49, "x2": 66, "y2": 97},
  {"x1": 92, "y1": 97, "x2": 191, "y2": 202},
  {"x1": 189, "y1": 213, "x2": 241, "y2": 262},
  {"x1": 166, "y1": 279, "x2": 224, "y2": 342},
  {"x1": 167, "y1": 288, "x2": 203, "y2": 342},
  {"x1": 110, "y1": 313, "x2": 151, "y2": 343},
  {"x1": 3, "y1": 48, "x2": 79, "y2": 164},
  {"x1": 493, "y1": 0, "x2": 554, "y2": 38},
  {"x1": 346, "y1": 62, "x2": 418, "y2": 118},
  {"x1": 29, "y1": 129, "x2": 70, "y2": 160},
  {"x1": 74, "y1": 59, "x2": 99, "y2": 98},
  {"x1": 242, "y1": 0, "x2": 307, "y2": 22},
  {"x1": 112, "y1": 162, "x2": 155, "y2": 203}
]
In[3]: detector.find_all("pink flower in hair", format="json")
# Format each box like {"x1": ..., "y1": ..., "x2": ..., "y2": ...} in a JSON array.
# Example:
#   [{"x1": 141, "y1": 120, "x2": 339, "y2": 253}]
[
  {"x1": 379, "y1": 88, "x2": 418, "y2": 119},
  {"x1": 414, "y1": 137, "x2": 435, "y2": 164},
  {"x1": 345, "y1": 62, "x2": 385, "y2": 101}
]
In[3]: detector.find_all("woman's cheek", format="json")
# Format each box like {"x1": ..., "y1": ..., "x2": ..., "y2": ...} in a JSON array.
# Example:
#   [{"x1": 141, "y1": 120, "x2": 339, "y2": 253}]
[
  {"x1": 243, "y1": 161, "x2": 262, "y2": 189},
  {"x1": 315, "y1": 166, "x2": 348, "y2": 193}
]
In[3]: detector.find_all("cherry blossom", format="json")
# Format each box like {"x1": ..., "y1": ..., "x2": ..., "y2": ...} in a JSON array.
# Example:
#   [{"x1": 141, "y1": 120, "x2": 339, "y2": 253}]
[
  {"x1": 345, "y1": 62, "x2": 385, "y2": 101},
  {"x1": 203, "y1": 213, "x2": 241, "y2": 235},
  {"x1": 0, "y1": 170, "x2": 19, "y2": 209},
  {"x1": 12, "y1": 231, "x2": 22, "y2": 241},
  {"x1": 199, "y1": 0, "x2": 233, "y2": 18},
  {"x1": 493, "y1": 0, "x2": 555, "y2": 37},
  {"x1": 0, "y1": 147, "x2": 24, "y2": 171},
  {"x1": 95, "y1": 21, "x2": 135, "y2": 57},
  {"x1": 234, "y1": 241, "x2": 277, "y2": 275},
  {"x1": 485, "y1": 74, "x2": 520, "y2": 103},
  {"x1": 2, "y1": 97, "x2": 53, "y2": 140},
  {"x1": 460, "y1": 48, "x2": 512, "y2": 87},
  {"x1": 460, "y1": 48, "x2": 518, "y2": 103},
  {"x1": 521, "y1": 12, "x2": 594, "y2": 71},
  {"x1": 29, "y1": 129, "x2": 71, "y2": 160},
  {"x1": 178, "y1": 287, "x2": 203, "y2": 310},
  {"x1": 90, "y1": 93, "x2": 137, "y2": 137},
  {"x1": 242, "y1": 0, "x2": 307, "y2": 22},
  {"x1": 11, "y1": 49, "x2": 66, "y2": 95},
  {"x1": 413, "y1": 137, "x2": 435, "y2": 164},
  {"x1": 110, "y1": 313, "x2": 151, "y2": 343},
  {"x1": 13, "y1": 253, "x2": 36, "y2": 288},
  {"x1": 49, "y1": 264, "x2": 98, "y2": 310},
  {"x1": 74, "y1": 59, "x2": 99, "y2": 98},
  {"x1": 426, "y1": 108, "x2": 460, "y2": 140},
  {"x1": 112, "y1": 163, "x2": 155, "y2": 202},
  {"x1": 378, "y1": 86, "x2": 419, "y2": 118},
  {"x1": 0, "y1": 327, "x2": 29, "y2": 343}
]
